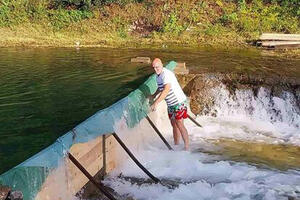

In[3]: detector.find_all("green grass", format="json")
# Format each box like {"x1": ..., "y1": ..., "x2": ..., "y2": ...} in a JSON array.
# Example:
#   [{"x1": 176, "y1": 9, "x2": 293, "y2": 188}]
[{"x1": 0, "y1": 0, "x2": 299, "y2": 49}]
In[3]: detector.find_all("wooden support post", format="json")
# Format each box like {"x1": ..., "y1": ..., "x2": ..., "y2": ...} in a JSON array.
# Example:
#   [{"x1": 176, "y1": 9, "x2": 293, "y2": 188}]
[
  {"x1": 67, "y1": 152, "x2": 116, "y2": 200},
  {"x1": 112, "y1": 133, "x2": 161, "y2": 184},
  {"x1": 145, "y1": 115, "x2": 173, "y2": 150},
  {"x1": 187, "y1": 114, "x2": 202, "y2": 127},
  {"x1": 102, "y1": 134, "x2": 106, "y2": 179}
]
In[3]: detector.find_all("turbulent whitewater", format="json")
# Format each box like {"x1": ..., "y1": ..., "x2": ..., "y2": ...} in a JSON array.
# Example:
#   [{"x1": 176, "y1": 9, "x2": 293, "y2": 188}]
[{"x1": 103, "y1": 84, "x2": 300, "y2": 200}]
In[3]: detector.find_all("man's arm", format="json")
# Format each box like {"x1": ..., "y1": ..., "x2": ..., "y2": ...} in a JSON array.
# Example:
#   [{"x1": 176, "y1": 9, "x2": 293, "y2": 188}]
[
  {"x1": 153, "y1": 88, "x2": 160, "y2": 97},
  {"x1": 149, "y1": 88, "x2": 160, "y2": 104},
  {"x1": 151, "y1": 83, "x2": 171, "y2": 111}
]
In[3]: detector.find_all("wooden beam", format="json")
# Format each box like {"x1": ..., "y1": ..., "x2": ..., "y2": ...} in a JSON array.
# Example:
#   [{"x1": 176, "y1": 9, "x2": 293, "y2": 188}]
[
  {"x1": 259, "y1": 33, "x2": 300, "y2": 41},
  {"x1": 131, "y1": 57, "x2": 151, "y2": 64},
  {"x1": 174, "y1": 62, "x2": 189, "y2": 74},
  {"x1": 112, "y1": 133, "x2": 161, "y2": 184},
  {"x1": 261, "y1": 41, "x2": 300, "y2": 46},
  {"x1": 187, "y1": 114, "x2": 202, "y2": 127},
  {"x1": 145, "y1": 115, "x2": 173, "y2": 150},
  {"x1": 176, "y1": 62, "x2": 186, "y2": 69},
  {"x1": 261, "y1": 41, "x2": 300, "y2": 49},
  {"x1": 68, "y1": 152, "x2": 116, "y2": 200}
]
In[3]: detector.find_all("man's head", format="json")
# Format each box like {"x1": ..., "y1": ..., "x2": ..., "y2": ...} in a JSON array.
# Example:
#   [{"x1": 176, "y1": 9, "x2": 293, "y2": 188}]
[{"x1": 152, "y1": 58, "x2": 163, "y2": 75}]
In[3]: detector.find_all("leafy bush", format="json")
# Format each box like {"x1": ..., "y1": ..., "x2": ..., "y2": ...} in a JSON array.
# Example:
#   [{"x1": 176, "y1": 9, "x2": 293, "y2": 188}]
[
  {"x1": 50, "y1": 0, "x2": 143, "y2": 10},
  {"x1": 162, "y1": 12, "x2": 185, "y2": 35},
  {"x1": 48, "y1": 9, "x2": 93, "y2": 30},
  {"x1": 111, "y1": 16, "x2": 128, "y2": 38},
  {"x1": 266, "y1": 0, "x2": 300, "y2": 16},
  {"x1": 219, "y1": 0, "x2": 299, "y2": 34},
  {"x1": 51, "y1": 0, "x2": 94, "y2": 10},
  {"x1": 0, "y1": 0, "x2": 299, "y2": 44},
  {"x1": 0, "y1": 0, "x2": 28, "y2": 26},
  {"x1": 25, "y1": 0, "x2": 48, "y2": 21}
]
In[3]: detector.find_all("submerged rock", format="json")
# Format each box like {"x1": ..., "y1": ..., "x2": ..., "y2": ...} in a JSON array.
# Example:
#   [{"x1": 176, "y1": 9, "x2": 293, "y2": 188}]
[
  {"x1": 0, "y1": 186, "x2": 10, "y2": 200},
  {"x1": 6, "y1": 191, "x2": 23, "y2": 200},
  {"x1": 188, "y1": 75, "x2": 222, "y2": 115},
  {"x1": 177, "y1": 72, "x2": 300, "y2": 115}
]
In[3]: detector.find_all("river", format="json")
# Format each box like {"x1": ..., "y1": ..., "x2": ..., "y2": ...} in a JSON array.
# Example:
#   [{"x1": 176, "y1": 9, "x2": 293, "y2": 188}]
[{"x1": 0, "y1": 47, "x2": 299, "y2": 199}]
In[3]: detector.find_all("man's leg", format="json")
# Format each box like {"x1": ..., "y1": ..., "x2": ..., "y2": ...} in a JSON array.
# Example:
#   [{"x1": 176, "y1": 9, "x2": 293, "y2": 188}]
[
  {"x1": 171, "y1": 119, "x2": 181, "y2": 145},
  {"x1": 175, "y1": 119, "x2": 189, "y2": 150}
]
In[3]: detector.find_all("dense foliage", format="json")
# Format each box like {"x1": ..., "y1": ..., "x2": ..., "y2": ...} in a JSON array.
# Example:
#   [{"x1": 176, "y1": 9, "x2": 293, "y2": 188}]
[{"x1": 0, "y1": 0, "x2": 299, "y2": 45}]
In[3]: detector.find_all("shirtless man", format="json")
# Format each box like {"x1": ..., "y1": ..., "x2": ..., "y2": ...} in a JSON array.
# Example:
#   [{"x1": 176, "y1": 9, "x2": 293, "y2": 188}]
[{"x1": 150, "y1": 58, "x2": 189, "y2": 150}]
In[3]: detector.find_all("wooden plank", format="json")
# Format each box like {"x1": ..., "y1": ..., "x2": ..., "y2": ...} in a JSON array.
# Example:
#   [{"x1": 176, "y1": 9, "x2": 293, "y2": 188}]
[
  {"x1": 174, "y1": 62, "x2": 189, "y2": 74},
  {"x1": 67, "y1": 155, "x2": 104, "y2": 193},
  {"x1": 261, "y1": 41, "x2": 300, "y2": 47},
  {"x1": 176, "y1": 62, "x2": 186, "y2": 69},
  {"x1": 131, "y1": 57, "x2": 151, "y2": 64},
  {"x1": 174, "y1": 68, "x2": 189, "y2": 75},
  {"x1": 260, "y1": 33, "x2": 300, "y2": 41},
  {"x1": 35, "y1": 134, "x2": 118, "y2": 200},
  {"x1": 77, "y1": 142, "x2": 103, "y2": 168},
  {"x1": 69, "y1": 136, "x2": 102, "y2": 158},
  {"x1": 261, "y1": 41, "x2": 300, "y2": 49},
  {"x1": 105, "y1": 135, "x2": 117, "y2": 173},
  {"x1": 105, "y1": 135, "x2": 117, "y2": 150},
  {"x1": 270, "y1": 44, "x2": 300, "y2": 49}
]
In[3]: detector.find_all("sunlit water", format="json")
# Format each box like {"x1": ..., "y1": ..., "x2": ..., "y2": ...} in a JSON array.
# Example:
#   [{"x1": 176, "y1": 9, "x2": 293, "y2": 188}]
[{"x1": 0, "y1": 48, "x2": 154, "y2": 173}]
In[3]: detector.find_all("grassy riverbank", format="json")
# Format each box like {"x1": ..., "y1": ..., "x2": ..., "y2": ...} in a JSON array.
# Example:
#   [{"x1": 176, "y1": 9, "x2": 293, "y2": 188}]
[{"x1": 0, "y1": 0, "x2": 299, "y2": 49}]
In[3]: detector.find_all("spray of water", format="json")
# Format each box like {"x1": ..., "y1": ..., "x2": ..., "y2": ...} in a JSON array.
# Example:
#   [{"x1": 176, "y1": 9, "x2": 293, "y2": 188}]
[{"x1": 103, "y1": 85, "x2": 300, "y2": 200}]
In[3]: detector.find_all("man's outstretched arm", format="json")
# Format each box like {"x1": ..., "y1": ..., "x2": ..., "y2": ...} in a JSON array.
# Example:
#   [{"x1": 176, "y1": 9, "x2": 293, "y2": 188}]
[
  {"x1": 151, "y1": 83, "x2": 171, "y2": 111},
  {"x1": 153, "y1": 88, "x2": 160, "y2": 97}
]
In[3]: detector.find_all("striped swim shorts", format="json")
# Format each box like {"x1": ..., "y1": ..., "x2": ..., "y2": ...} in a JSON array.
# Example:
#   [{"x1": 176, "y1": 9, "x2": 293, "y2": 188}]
[{"x1": 167, "y1": 102, "x2": 188, "y2": 120}]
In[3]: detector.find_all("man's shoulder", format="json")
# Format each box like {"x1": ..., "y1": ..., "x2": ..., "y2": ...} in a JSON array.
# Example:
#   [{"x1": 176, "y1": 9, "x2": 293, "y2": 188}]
[
  {"x1": 163, "y1": 68, "x2": 175, "y2": 77},
  {"x1": 164, "y1": 67, "x2": 172, "y2": 73}
]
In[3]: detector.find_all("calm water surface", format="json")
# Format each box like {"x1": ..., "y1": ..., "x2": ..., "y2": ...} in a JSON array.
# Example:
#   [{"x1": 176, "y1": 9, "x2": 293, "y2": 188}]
[{"x1": 0, "y1": 47, "x2": 299, "y2": 174}]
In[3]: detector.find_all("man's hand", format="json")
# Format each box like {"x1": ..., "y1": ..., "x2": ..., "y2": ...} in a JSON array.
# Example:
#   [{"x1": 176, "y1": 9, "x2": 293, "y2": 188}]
[
  {"x1": 148, "y1": 88, "x2": 160, "y2": 104},
  {"x1": 150, "y1": 102, "x2": 158, "y2": 112},
  {"x1": 148, "y1": 94, "x2": 155, "y2": 105}
]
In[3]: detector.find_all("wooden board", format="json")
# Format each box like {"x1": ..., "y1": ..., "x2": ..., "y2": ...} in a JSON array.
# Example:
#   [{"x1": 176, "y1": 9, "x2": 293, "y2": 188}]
[
  {"x1": 35, "y1": 134, "x2": 118, "y2": 200},
  {"x1": 174, "y1": 68, "x2": 189, "y2": 75},
  {"x1": 131, "y1": 57, "x2": 151, "y2": 64},
  {"x1": 259, "y1": 33, "x2": 300, "y2": 41},
  {"x1": 174, "y1": 62, "x2": 189, "y2": 74},
  {"x1": 261, "y1": 41, "x2": 300, "y2": 46},
  {"x1": 176, "y1": 62, "x2": 186, "y2": 69},
  {"x1": 105, "y1": 135, "x2": 118, "y2": 173},
  {"x1": 261, "y1": 41, "x2": 300, "y2": 49}
]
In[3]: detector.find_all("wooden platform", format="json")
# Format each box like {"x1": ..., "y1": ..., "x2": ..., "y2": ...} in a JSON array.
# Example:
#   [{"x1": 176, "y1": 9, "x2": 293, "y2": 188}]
[{"x1": 257, "y1": 33, "x2": 300, "y2": 49}]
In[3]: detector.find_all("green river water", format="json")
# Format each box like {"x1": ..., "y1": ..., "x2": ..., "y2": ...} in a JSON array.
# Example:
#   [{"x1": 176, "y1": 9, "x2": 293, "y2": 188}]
[{"x1": 0, "y1": 47, "x2": 299, "y2": 175}]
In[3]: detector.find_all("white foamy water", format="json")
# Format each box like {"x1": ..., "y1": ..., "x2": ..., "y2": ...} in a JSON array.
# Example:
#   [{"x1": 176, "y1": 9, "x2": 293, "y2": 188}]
[
  {"x1": 103, "y1": 85, "x2": 300, "y2": 200},
  {"x1": 204, "y1": 85, "x2": 300, "y2": 145}
]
